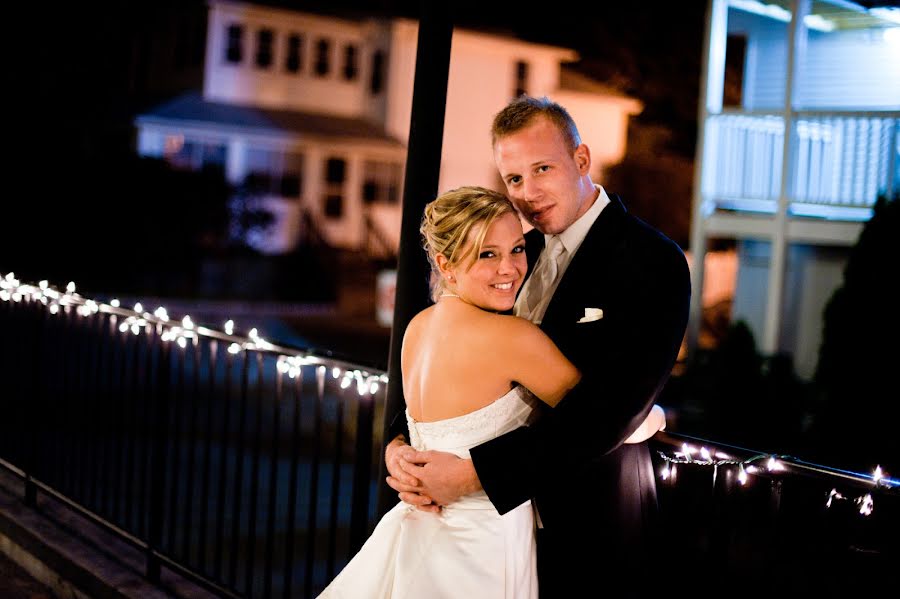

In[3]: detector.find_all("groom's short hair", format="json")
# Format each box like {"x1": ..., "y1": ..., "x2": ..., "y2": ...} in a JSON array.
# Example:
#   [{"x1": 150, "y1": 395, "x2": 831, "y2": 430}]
[{"x1": 491, "y1": 95, "x2": 582, "y2": 152}]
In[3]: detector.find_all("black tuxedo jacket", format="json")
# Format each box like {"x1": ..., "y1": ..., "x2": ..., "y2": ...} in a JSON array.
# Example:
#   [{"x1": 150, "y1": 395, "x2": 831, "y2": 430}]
[{"x1": 469, "y1": 194, "x2": 690, "y2": 588}]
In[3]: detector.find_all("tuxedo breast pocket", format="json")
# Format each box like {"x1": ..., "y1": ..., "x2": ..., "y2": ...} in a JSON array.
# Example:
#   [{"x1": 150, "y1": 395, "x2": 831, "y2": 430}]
[{"x1": 576, "y1": 307, "x2": 605, "y2": 324}]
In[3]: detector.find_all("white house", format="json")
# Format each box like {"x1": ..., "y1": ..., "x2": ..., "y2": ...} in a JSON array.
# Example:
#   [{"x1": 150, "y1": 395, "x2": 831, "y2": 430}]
[
  {"x1": 135, "y1": 0, "x2": 641, "y2": 255},
  {"x1": 689, "y1": 0, "x2": 899, "y2": 378}
]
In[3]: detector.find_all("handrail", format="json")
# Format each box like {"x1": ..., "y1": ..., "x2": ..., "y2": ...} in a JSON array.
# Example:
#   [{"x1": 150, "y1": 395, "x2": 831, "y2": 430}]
[{"x1": 652, "y1": 430, "x2": 899, "y2": 490}]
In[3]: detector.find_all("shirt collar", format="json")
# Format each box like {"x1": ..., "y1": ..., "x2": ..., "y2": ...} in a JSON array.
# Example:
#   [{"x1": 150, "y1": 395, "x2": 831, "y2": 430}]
[{"x1": 547, "y1": 185, "x2": 610, "y2": 255}]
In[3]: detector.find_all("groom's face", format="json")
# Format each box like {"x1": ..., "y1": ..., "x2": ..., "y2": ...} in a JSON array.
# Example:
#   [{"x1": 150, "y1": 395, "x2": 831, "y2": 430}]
[{"x1": 493, "y1": 116, "x2": 592, "y2": 235}]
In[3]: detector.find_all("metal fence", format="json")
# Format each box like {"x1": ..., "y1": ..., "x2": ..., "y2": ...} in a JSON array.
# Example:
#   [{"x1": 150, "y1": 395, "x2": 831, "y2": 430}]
[{"x1": 0, "y1": 273, "x2": 386, "y2": 598}]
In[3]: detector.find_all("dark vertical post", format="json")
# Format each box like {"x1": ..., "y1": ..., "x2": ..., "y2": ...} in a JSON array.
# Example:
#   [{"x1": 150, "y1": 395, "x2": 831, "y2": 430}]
[
  {"x1": 214, "y1": 348, "x2": 234, "y2": 581},
  {"x1": 197, "y1": 339, "x2": 217, "y2": 575},
  {"x1": 147, "y1": 331, "x2": 172, "y2": 583},
  {"x1": 303, "y1": 366, "x2": 325, "y2": 598},
  {"x1": 377, "y1": 0, "x2": 454, "y2": 518},
  {"x1": 263, "y1": 361, "x2": 283, "y2": 599},
  {"x1": 349, "y1": 388, "x2": 375, "y2": 553},
  {"x1": 245, "y1": 352, "x2": 265, "y2": 597},
  {"x1": 282, "y1": 370, "x2": 303, "y2": 599}
]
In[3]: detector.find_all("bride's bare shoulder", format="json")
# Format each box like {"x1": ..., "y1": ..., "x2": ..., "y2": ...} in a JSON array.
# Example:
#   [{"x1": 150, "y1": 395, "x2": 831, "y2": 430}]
[{"x1": 404, "y1": 305, "x2": 435, "y2": 340}]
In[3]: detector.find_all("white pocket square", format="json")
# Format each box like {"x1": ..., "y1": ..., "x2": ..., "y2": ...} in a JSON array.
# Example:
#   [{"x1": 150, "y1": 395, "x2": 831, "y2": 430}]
[{"x1": 577, "y1": 308, "x2": 604, "y2": 323}]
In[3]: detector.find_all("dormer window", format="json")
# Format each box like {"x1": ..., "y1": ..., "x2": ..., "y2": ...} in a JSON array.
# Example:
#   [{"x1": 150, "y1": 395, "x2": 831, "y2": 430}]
[
  {"x1": 286, "y1": 34, "x2": 302, "y2": 73},
  {"x1": 370, "y1": 49, "x2": 385, "y2": 95},
  {"x1": 315, "y1": 39, "x2": 330, "y2": 76},
  {"x1": 514, "y1": 60, "x2": 528, "y2": 98},
  {"x1": 226, "y1": 24, "x2": 243, "y2": 64},
  {"x1": 343, "y1": 44, "x2": 358, "y2": 81},
  {"x1": 256, "y1": 28, "x2": 274, "y2": 69}
]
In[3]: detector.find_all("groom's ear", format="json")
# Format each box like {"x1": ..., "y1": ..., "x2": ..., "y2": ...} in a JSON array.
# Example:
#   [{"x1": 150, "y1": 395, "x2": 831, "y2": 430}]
[{"x1": 574, "y1": 143, "x2": 591, "y2": 175}]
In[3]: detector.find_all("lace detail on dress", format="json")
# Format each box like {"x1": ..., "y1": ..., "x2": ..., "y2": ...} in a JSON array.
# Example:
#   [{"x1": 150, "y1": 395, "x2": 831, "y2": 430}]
[{"x1": 406, "y1": 386, "x2": 537, "y2": 456}]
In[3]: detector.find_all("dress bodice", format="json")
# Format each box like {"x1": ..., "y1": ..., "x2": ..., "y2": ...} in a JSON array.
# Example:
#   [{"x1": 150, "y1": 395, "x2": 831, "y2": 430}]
[{"x1": 405, "y1": 385, "x2": 537, "y2": 458}]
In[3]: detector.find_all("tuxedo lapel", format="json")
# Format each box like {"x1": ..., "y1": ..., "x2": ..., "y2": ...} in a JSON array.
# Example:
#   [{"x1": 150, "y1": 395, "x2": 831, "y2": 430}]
[{"x1": 541, "y1": 195, "x2": 627, "y2": 330}]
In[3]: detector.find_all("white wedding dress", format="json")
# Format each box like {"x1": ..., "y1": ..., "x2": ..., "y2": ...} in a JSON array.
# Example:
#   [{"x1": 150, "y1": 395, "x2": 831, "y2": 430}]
[{"x1": 318, "y1": 386, "x2": 539, "y2": 599}]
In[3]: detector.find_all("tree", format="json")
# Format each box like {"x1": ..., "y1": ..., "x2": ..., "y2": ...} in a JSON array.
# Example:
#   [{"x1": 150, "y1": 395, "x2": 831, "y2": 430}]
[{"x1": 811, "y1": 193, "x2": 900, "y2": 474}]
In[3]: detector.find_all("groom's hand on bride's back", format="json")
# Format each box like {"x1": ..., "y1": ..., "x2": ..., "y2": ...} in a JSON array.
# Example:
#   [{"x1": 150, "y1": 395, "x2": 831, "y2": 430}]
[{"x1": 385, "y1": 436, "x2": 442, "y2": 513}]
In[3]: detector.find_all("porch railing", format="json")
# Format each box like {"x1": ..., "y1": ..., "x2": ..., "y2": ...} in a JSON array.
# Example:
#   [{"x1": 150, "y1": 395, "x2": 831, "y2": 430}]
[
  {"x1": 702, "y1": 110, "x2": 899, "y2": 219},
  {"x1": 1, "y1": 271, "x2": 897, "y2": 597}
]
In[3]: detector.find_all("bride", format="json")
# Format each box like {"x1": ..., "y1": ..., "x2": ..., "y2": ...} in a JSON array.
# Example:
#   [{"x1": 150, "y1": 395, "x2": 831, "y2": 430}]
[{"x1": 318, "y1": 186, "x2": 664, "y2": 598}]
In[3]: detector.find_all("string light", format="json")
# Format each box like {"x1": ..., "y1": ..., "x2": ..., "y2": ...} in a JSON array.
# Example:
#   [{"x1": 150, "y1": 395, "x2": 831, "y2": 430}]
[
  {"x1": 2, "y1": 273, "x2": 390, "y2": 399},
  {"x1": 657, "y1": 445, "x2": 896, "y2": 518}
]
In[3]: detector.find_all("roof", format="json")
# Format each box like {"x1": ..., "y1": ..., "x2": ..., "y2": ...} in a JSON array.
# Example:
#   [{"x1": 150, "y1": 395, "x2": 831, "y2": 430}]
[
  {"x1": 559, "y1": 67, "x2": 636, "y2": 100},
  {"x1": 135, "y1": 92, "x2": 403, "y2": 147}
]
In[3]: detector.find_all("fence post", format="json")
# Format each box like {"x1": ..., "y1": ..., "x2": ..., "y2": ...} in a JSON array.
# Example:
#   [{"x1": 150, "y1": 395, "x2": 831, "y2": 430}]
[
  {"x1": 24, "y1": 299, "x2": 48, "y2": 507},
  {"x1": 349, "y1": 392, "x2": 375, "y2": 553},
  {"x1": 147, "y1": 327, "x2": 172, "y2": 583}
]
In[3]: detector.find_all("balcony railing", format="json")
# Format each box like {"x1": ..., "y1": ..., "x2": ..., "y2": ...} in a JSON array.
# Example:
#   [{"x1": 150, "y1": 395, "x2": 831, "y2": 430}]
[
  {"x1": 1, "y1": 271, "x2": 897, "y2": 597},
  {"x1": 702, "y1": 110, "x2": 899, "y2": 220},
  {"x1": 0, "y1": 273, "x2": 386, "y2": 598}
]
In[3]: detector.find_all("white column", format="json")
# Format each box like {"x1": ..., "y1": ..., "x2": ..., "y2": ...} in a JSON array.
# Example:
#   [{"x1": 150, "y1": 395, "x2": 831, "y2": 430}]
[
  {"x1": 345, "y1": 153, "x2": 365, "y2": 250},
  {"x1": 763, "y1": 0, "x2": 809, "y2": 354},
  {"x1": 226, "y1": 138, "x2": 246, "y2": 185},
  {"x1": 687, "y1": 0, "x2": 728, "y2": 357}
]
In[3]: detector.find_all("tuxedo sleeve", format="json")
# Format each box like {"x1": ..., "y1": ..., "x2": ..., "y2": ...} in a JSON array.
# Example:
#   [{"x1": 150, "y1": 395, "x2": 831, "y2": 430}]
[
  {"x1": 387, "y1": 406, "x2": 410, "y2": 443},
  {"x1": 471, "y1": 232, "x2": 691, "y2": 515}
]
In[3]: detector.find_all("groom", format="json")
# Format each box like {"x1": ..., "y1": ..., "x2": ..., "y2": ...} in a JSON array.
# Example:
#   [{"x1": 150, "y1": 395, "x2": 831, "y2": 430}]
[{"x1": 386, "y1": 96, "x2": 690, "y2": 596}]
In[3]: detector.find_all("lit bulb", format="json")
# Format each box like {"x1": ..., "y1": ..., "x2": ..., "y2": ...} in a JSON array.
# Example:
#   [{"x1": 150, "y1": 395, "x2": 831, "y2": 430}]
[
  {"x1": 738, "y1": 464, "x2": 748, "y2": 485},
  {"x1": 700, "y1": 447, "x2": 711, "y2": 461},
  {"x1": 340, "y1": 376, "x2": 352, "y2": 389},
  {"x1": 873, "y1": 466, "x2": 883, "y2": 484},
  {"x1": 134, "y1": 302, "x2": 143, "y2": 313},
  {"x1": 225, "y1": 319, "x2": 234, "y2": 334},
  {"x1": 661, "y1": 465, "x2": 670, "y2": 480},
  {"x1": 119, "y1": 323, "x2": 129, "y2": 333},
  {"x1": 228, "y1": 343, "x2": 241, "y2": 354},
  {"x1": 249, "y1": 327, "x2": 258, "y2": 339},
  {"x1": 182, "y1": 315, "x2": 194, "y2": 329},
  {"x1": 332, "y1": 367, "x2": 341, "y2": 379},
  {"x1": 49, "y1": 303, "x2": 59, "y2": 314},
  {"x1": 111, "y1": 299, "x2": 120, "y2": 308},
  {"x1": 370, "y1": 382, "x2": 379, "y2": 394},
  {"x1": 39, "y1": 280, "x2": 48, "y2": 290},
  {"x1": 66, "y1": 282, "x2": 76, "y2": 293},
  {"x1": 858, "y1": 494, "x2": 874, "y2": 516}
]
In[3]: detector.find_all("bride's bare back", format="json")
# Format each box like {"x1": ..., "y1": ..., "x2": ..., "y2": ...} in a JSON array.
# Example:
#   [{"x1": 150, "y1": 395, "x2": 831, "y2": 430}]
[{"x1": 402, "y1": 298, "x2": 579, "y2": 423}]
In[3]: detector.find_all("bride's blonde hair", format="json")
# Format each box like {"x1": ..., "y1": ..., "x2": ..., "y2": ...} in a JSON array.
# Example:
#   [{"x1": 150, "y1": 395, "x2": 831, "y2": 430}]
[{"x1": 420, "y1": 186, "x2": 518, "y2": 302}]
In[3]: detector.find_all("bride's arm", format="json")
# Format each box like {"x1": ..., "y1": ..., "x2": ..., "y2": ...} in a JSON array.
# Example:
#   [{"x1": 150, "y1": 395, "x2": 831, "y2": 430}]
[
  {"x1": 503, "y1": 317, "x2": 580, "y2": 407},
  {"x1": 623, "y1": 404, "x2": 665, "y2": 444}
]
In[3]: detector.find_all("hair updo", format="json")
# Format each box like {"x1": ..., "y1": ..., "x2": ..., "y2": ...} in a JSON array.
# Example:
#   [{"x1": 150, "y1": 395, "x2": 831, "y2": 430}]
[{"x1": 420, "y1": 186, "x2": 518, "y2": 302}]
